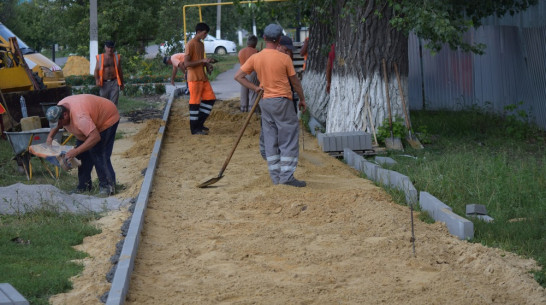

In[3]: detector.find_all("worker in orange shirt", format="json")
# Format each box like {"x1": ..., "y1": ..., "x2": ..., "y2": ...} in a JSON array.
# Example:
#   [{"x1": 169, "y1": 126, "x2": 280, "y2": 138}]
[
  {"x1": 163, "y1": 53, "x2": 189, "y2": 95},
  {"x1": 46, "y1": 94, "x2": 120, "y2": 196},
  {"x1": 184, "y1": 23, "x2": 216, "y2": 135},
  {"x1": 235, "y1": 24, "x2": 307, "y2": 187},
  {"x1": 237, "y1": 35, "x2": 259, "y2": 112}
]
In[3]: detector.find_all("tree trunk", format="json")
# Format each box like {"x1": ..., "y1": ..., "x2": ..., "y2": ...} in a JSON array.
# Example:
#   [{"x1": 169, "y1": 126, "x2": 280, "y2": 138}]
[
  {"x1": 304, "y1": 1, "x2": 409, "y2": 134},
  {"x1": 300, "y1": 4, "x2": 333, "y2": 126}
]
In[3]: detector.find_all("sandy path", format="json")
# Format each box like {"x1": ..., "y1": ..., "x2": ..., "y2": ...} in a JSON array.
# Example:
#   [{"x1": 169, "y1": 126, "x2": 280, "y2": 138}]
[{"x1": 51, "y1": 97, "x2": 545, "y2": 304}]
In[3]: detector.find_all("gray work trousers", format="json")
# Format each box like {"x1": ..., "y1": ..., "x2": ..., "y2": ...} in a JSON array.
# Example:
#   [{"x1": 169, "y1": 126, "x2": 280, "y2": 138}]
[
  {"x1": 240, "y1": 72, "x2": 259, "y2": 112},
  {"x1": 260, "y1": 97, "x2": 300, "y2": 184},
  {"x1": 100, "y1": 79, "x2": 120, "y2": 106}
]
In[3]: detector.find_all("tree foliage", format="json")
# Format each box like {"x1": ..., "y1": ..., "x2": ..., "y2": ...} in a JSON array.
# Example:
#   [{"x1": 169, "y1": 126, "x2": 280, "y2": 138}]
[{"x1": 299, "y1": 0, "x2": 538, "y2": 54}]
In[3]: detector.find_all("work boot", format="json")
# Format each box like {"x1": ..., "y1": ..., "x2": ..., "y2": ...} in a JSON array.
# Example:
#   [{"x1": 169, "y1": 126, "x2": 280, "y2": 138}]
[
  {"x1": 98, "y1": 186, "x2": 113, "y2": 197},
  {"x1": 191, "y1": 130, "x2": 208, "y2": 135},
  {"x1": 283, "y1": 179, "x2": 306, "y2": 187}
]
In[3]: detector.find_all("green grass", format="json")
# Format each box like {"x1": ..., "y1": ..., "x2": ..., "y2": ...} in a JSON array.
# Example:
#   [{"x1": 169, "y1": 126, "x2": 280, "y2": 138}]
[
  {"x1": 381, "y1": 108, "x2": 546, "y2": 286},
  {"x1": 0, "y1": 211, "x2": 101, "y2": 305}
]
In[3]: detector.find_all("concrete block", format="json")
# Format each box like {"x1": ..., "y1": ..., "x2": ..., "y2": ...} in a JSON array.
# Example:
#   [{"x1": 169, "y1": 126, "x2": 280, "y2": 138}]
[
  {"x1": 308, "y1": 117, "x2": 324, "y2": 136},
  {"x1": 419, "y1": 191, "x2": 452, "y2": 220},
  {"x1": 375, "y1": 168, "x2": 391, "y2": 186},
  {"x1": 375, "y1": 156, "x2": 397, "y2": 166},
  {"x1": 468, "y1": 215, "x2": 494, "y2": 223},
  {"x1": 317, "y1": 131, "x2": 373, "y2": 152},
  {"x1": 400, "y1": 177, "x2": 418, "y2": 206},
  {"x1": 0, "y1": 283, "x2": 29, "y2": 305},
  {"x1": 343, "y1": 148, "x2": 354, "y2": 166},
  {"x1": 466, "y1": 204, "x2": 487, "y2": 215},
  {"x1": 317, "y1": 132, "x2": 325, "y2": 148},
  {"x1": 436, "y1": 208, "x2": 474, "y2": 240},
  {"x1": 361, "y1": 159, "x2": 379, "y2": 181}
]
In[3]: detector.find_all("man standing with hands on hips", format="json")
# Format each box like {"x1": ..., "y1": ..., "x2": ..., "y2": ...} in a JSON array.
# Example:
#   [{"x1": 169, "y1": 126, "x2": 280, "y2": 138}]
[
  {"x1": 234, "y1": 24, "x2": 307, "y2": 187},
  {"x1": 94, "y1": 40, "x2": 125, "y2": 106}
]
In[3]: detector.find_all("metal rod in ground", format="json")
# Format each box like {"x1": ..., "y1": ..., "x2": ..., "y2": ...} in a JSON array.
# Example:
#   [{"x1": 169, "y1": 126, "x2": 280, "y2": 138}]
[{"x1": 410, "y1": 203, "x2": 416, "y2": 256}]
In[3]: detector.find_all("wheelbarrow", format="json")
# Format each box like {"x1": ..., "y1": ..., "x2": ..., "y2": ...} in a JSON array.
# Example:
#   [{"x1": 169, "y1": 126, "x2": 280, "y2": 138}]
[{"x1": 4, "y1": 127, "x2": 64, "y2": 180}]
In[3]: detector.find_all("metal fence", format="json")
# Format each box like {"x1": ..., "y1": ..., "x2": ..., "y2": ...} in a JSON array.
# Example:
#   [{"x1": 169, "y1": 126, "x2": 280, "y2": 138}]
[{"x1": 408, "y1": 0, "x2": 546, "y2": 130}]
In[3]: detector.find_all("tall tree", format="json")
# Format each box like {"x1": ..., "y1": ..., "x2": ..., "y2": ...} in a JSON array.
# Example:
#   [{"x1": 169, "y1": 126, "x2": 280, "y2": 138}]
[{"x1": 300, "y1": 0, "x2": 538, "y2": 133}]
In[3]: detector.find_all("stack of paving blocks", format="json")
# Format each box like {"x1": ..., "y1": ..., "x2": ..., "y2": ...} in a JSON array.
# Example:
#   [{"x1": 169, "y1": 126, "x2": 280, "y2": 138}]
[{"x1": 317, "y1": 131, "x2": 373, "y2": 156}]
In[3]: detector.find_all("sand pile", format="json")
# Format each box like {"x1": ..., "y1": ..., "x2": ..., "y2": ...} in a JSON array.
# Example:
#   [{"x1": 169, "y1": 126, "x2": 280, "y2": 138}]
[
  {"x1": 63, "y1": 56, "x2": 90, "y2": 76},
  {"x1": 49, "y1": 98, "x2": 546, "y2": 305}
]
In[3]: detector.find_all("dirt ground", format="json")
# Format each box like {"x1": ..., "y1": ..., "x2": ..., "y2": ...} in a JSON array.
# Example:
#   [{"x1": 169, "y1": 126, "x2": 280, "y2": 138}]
[{"x1": 50, "y1": 97, "x2": 545, "y2": 305}]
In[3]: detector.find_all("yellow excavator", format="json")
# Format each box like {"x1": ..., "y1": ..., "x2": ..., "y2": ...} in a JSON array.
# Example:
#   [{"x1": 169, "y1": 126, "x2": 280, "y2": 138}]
[{"x1": 0, "y1": 22, "x2": 71, "y2": 132}]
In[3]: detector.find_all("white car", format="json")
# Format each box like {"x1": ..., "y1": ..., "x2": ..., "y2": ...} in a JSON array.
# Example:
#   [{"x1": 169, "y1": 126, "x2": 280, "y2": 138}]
[{"x1": 160, "y1": 34, "x2": 237, "y2": 55}]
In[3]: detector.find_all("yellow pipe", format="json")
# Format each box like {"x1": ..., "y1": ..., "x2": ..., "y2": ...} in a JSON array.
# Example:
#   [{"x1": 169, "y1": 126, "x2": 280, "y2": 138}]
[{"x1": 182, "y1": 0, "x2": 287, "y2": 44}]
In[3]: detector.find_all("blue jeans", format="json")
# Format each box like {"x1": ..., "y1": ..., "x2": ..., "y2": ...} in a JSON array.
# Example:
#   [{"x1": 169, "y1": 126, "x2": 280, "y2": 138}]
[{"x1": 76, "y1": 121, "x2": 119, "y2": 190}]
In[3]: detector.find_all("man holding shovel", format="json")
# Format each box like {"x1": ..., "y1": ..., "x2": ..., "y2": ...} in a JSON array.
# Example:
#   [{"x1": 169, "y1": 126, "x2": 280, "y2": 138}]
[{"x1": 234, "y1": 24, "x2": 307, "y2": 187}]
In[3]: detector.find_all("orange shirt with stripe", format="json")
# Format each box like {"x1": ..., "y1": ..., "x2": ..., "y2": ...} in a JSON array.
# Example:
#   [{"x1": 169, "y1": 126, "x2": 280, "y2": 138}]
[
  {"x1": 58, "y1": 94, "x2": 120, "y2": 141},
  {"x1": 238, "y1": 46, "x2": 257, "y2": 65},
  {"x1": 240, "y1": 49, "x2": 295, "y2": 100},
  {"x1": 185, "y1": 37, "x2": 207, "y2": 82}
]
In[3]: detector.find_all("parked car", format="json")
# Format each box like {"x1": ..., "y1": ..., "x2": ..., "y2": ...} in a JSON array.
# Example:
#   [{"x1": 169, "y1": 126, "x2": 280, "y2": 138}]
[{"x1": 160, "y1": 34, "x2": 237, "y2": 55}]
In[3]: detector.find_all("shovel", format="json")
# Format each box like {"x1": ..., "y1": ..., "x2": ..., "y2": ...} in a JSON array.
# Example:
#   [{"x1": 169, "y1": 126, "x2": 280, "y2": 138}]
[
  {"x1": 393, "y1": 62, "x2": 424, "y2": 149},
  {"x1": 197, "y1": 90, "x2": 263, "y2": 188},
  {"x1": 382, "y1": 59, "x2": 403, "y2": 151}
]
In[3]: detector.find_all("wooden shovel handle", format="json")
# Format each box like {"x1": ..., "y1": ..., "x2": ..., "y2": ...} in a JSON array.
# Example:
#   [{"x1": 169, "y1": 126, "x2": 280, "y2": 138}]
[
  {"x1": 218, "y1": 90, "x2": 263, "y2": 177},
  {"x1": 393, "y1": 62, "x2": 411, "y2": 130},
  {"x1": 381, "y1": 59, "x2": 393, "y2": 130}
]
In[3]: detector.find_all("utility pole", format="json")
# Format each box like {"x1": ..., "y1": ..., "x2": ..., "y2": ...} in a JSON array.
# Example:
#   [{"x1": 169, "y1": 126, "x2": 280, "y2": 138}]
[
  {"x1": 89, "y1": 0, "x2": 98, "y2": 75},
  {"x1": 216, "y1": 0, "x2": 221, "y2": 38}
]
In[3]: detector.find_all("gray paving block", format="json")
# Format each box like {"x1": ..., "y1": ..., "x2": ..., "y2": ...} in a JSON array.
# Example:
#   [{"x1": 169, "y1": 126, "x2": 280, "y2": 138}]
[
  {"x1": 375, "y1": 156, "x2": 397, "y2": 166},
  {"x1": 400, "y1": 177, "x2": 418, "y2": 206},
  {"x1": 317, "y1": 131, "x2": 373, "y2": 152},
  {"x1": 317, "y1": 132, "x2": 325, "y2": 148},
  {"x1": 0, "y1": 283, "x2": 29, "y2": 305},
  {"x1": 343, "y1": 148, "x2": 354, "y2": 166},
  {"x1": 436, "y1": 208, "x2": 474, "y2": 240},
  {"x1": 343, "y1": 148, "x2": 366, "y2": 171},
  {"x1": 361, "y1": 159, "x2": 379, "y2": 181},
  {"x1": 308, "y1": 117, "x2": 324, "y2": 136},
  {"x1": 419, "y1": 191, "x2": 452, "y2": 219},
  {"x1": 468, "y1": 215, "x2": 494, "y2": 223},
  {"x1": 466, "y1": 204, "x2": 487, "y2": 215}
]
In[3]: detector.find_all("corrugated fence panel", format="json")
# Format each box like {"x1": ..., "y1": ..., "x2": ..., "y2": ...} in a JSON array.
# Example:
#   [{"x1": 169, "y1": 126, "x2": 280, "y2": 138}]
[{"x1": 408, "y1": 13, "x2": 546, "y2": 130}]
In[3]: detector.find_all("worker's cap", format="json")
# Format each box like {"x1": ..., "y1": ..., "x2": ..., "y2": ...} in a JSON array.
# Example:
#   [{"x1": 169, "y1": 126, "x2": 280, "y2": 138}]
[
  {"x1": 46, "y1": 106, "x2": 63, "y2": 122},
  {"x1": 104, "y1": 40, "x2": 115, "y2": 48},
  {"x1": 163, "y1": 55, "x2": 170, "y2": 65},
  {"x1": 279, "y1": 35, "x2": 294, "y2": 50},
  {"x1": 264, "y1": 24, "x2": 283, "y2": 41}
]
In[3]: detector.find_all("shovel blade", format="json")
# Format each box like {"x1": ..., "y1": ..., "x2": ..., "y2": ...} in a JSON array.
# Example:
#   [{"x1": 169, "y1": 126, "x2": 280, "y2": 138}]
[
  {"x1": 385, "y1": 137, "x2": 404, "y2": 151},
  {"x1": 197, "y1": 175, "x2": 224, "y2": 188},
  {"x1": 406, "y1": 136, "x2": 424, "y2": 149}
]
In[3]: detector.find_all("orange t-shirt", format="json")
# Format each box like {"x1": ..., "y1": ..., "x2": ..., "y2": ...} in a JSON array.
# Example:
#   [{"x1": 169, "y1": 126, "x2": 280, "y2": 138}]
[
  {"x1": 238, "y1": 46, "x2": 257, "y2": 65},
  {"x1": 170, "y1": 53, "x2": 185, "y2": 69},
  {"x1": 185, "y1": 37, "x2": 207, "y2": 82},
  {"x1": 59, "y1": 94, "x2": 120, "y2": 141},
  {"x1": 240, "y1": 49, "x2": 295, "y2": 100}
]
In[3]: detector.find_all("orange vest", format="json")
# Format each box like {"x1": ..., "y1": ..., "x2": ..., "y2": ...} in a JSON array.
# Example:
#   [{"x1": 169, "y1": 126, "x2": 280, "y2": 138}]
[{"x1": 96, "y1": 53, "x2": 122, "y2": 86}]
